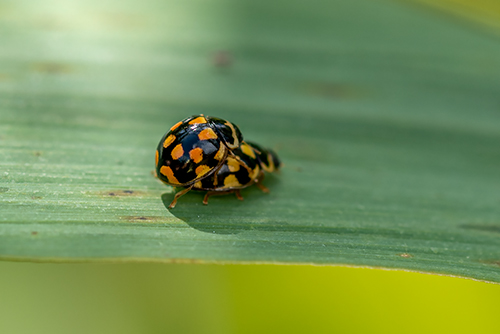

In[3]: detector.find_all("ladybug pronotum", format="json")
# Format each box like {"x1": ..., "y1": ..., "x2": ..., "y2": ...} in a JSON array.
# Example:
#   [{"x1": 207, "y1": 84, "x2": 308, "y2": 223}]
[{"x1": 155, "y1": 115, "x2": 243, "y2": 208}]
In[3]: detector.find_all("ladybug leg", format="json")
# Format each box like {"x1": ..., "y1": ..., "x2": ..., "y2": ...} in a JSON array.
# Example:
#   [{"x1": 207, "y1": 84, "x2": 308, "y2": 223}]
[
  {"x1": 169, "y1": 185, "x2": 194, "y2": 209},
  {"x1": 249, "y1": 145, "x2": 262, "y2": 155},
  {"x1": 211, "y1": 163, "x2": 225, "y2": 187},
  {"x1": 255, "y1": 172, "x2": 269, "y2": 193},
  {"x1": 203, "y1": 190, "x2": 243, "y2": 204},
  {"x1": 256, "y1": 183, "x2": 269, "y2": 193},
  {"x1": 234, "y1": 189, "x2": 244, "y2": 201},
  {"x1": 203, "y1": 191, "x2": 214, "y2": 205}
]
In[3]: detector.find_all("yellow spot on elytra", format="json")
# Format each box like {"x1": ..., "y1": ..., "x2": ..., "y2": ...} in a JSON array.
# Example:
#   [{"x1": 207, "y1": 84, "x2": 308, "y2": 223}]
[
  {"x1": 189, "y1": 147, "x2": 204, "y2": 163},
  {"x1": 249, "y1": 166, "x2": 260, "y2": 180},
  {"x1": 224, "y1": 174, "x2": 242, "y2": 188},
  {"x1": 188, "y1": 116, "x2": 207, "y2": 125},
  {"x1": 267, "y1": 153, "x2": 276, "y2": 171},
  {"x1": 198, "y1": 128, "x2": 218, "y2": 140},
  {"x1": 214, "y1": 145, "x2": 226, "y2": 160},
  {"x1": 163, "y1": 135, "x2": 176, "y2": 148},
  {"x1": 227, "y1": 157, "x2": 240, "y2": 172},
  {"x1": 260, "y1": 153, "x2": 276, "y2": 172},
  {"x1": 155, "y1": 150, "x2": 159, "y2": 167},
  {"x1": 160, "y1": 166, "x2": 180, "y2": 185},
  {"x1": 195, "y1": 165, "x2": 212, "y2": 177},
  {"x1": 241, "y1": 143, "x2": 256, "y2": 159},
  {"x1": 171, "y1": 144, "x2": 184, "y2": 160},
  {"x1": 224, "y1": 121, "x2": 239, "y2": 148}
]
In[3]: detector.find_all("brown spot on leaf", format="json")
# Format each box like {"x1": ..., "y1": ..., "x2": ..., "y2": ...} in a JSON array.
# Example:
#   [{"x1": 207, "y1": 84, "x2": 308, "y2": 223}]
[
  {"x1": 398, "y1": 253, "x2": 413, "y2": 258},
  {"x1": 480, "y1": 260, "x2": 500, "y2": 267},
  {"x1": 212, "y1": 50, "x2": 233, "y2": 68},
  {"x1": 31, "y1": 231, "x2": 38, "y2": 236},
  {"x1": 301, "y1": 81, "x2": 365, "y2": 99},
  {"x1": 32, "y1": 62, "x2": 75, "y2": 74},
  {"x1": 100, "y1": 190, "x2": 145, "y2": 197},
  {"x1": 461, "y1": 224, "x2": 500, "y2": 233},
  {"x1": 120, "y1": 216, "x2": 165, "y2": 223}
]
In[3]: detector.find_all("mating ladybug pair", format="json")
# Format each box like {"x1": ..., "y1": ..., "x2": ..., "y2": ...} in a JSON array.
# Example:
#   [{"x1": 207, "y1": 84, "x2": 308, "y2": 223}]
[{"x1": 155, "y1": 115, "x2": 280, "y2": 208}]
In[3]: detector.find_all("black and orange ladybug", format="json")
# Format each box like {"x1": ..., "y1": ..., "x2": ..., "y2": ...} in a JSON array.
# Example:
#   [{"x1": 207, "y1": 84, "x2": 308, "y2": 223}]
[
  {"x1": 192, "y1": 141, "x2": 280, "y2": 204},
  {"x1": 155, "y1": 115, "x2": 243, "y2": 207}
]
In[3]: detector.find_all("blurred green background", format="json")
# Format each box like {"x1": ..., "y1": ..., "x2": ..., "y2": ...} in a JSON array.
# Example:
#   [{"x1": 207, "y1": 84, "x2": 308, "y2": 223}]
[
  {"x1": 1, "y1": 261, "x2": 500, "y2": 333},
  {"x1": 1, "y1": 0, "x2": 500, "y2": 332}
]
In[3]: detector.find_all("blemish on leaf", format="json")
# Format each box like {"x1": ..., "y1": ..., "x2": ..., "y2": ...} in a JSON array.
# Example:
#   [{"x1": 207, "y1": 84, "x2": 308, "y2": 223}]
[
  {"x1": 480, "y1": 260, "x2": 500, "y2": 267},
  {"x1": 120, "y1": 216, "x2": 170, "y2": 223},
  {"x1": 460, "y1": 224, "x2": 500, "y2": 233},
  {"x1": 32, "y1": 62, "x2": 75, "y2": 74},
  {"x1": 99, "y1": 190, "x2": 145, "y2": 197},
  {"x1": 300, "y1": 81, "x2": 366, "y2": 99},
  {"x1": 398, "y1": 253, "x2": 413, "y2": 258},
  {"x1": 0, "y1": 187, "x2": 8, "y2": 193},
  {"x1": 212, "y1": 50, "x2": 233, "y2": 68},
  {"x1": 31, "y1": 231, "x2": 38, "y2": 236},
  {"x1": 33, "y1": 151, "x2": 42, "y2": 157}
]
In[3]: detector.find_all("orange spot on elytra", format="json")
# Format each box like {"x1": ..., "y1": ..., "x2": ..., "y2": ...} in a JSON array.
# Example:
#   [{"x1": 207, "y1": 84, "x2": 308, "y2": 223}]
[
  {"x1": 170, "y1": 121, "x2": 183, "y2": 132},
  {"x1": 189, "y1": 147, "x2": 204, "y2": 163},
  {"x1": 198, "y1": 128, "x2": 218, "y2": 140},
  {"x1": 171, "y1": 144, "x2": 184, "y2": 160},
  {"x1": 160, "y1": 166, "x2": 180, "y2": 185},
  {"x1": 163, "y1": 135, "x2": 176, "y2": 148},
  {"x1": 188, "y1": 116, "x2": 207, "y2": 125},
  {"x1": 195, "y1": 165, "x2": 211, "y2": 177},
  {"x1": 155, "y1": 150, "x2": 159, "y2": 167}
]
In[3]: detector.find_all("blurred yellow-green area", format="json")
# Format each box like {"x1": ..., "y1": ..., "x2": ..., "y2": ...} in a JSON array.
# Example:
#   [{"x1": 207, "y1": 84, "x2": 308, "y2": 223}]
[
  {"x1": 412, "y1": 0, "x2": 500, "y2": 31},
  {"x1": 1, "y1": 262, "x2": 499, "y2": 334}
]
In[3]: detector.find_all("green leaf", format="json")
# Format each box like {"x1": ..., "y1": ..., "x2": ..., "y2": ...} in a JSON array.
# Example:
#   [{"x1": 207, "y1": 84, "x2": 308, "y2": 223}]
[{"x1": 1, "y1": 0, "x2": 500, "y2": 283}]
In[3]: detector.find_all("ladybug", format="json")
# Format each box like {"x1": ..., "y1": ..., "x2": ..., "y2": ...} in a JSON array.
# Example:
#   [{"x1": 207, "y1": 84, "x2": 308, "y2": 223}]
[
  {"x1": 191, "y1": 141, "x2": 281, "y2": 205},
  {"x1": 155, "y1": 115, "x2": 243, "y2": 207}
]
